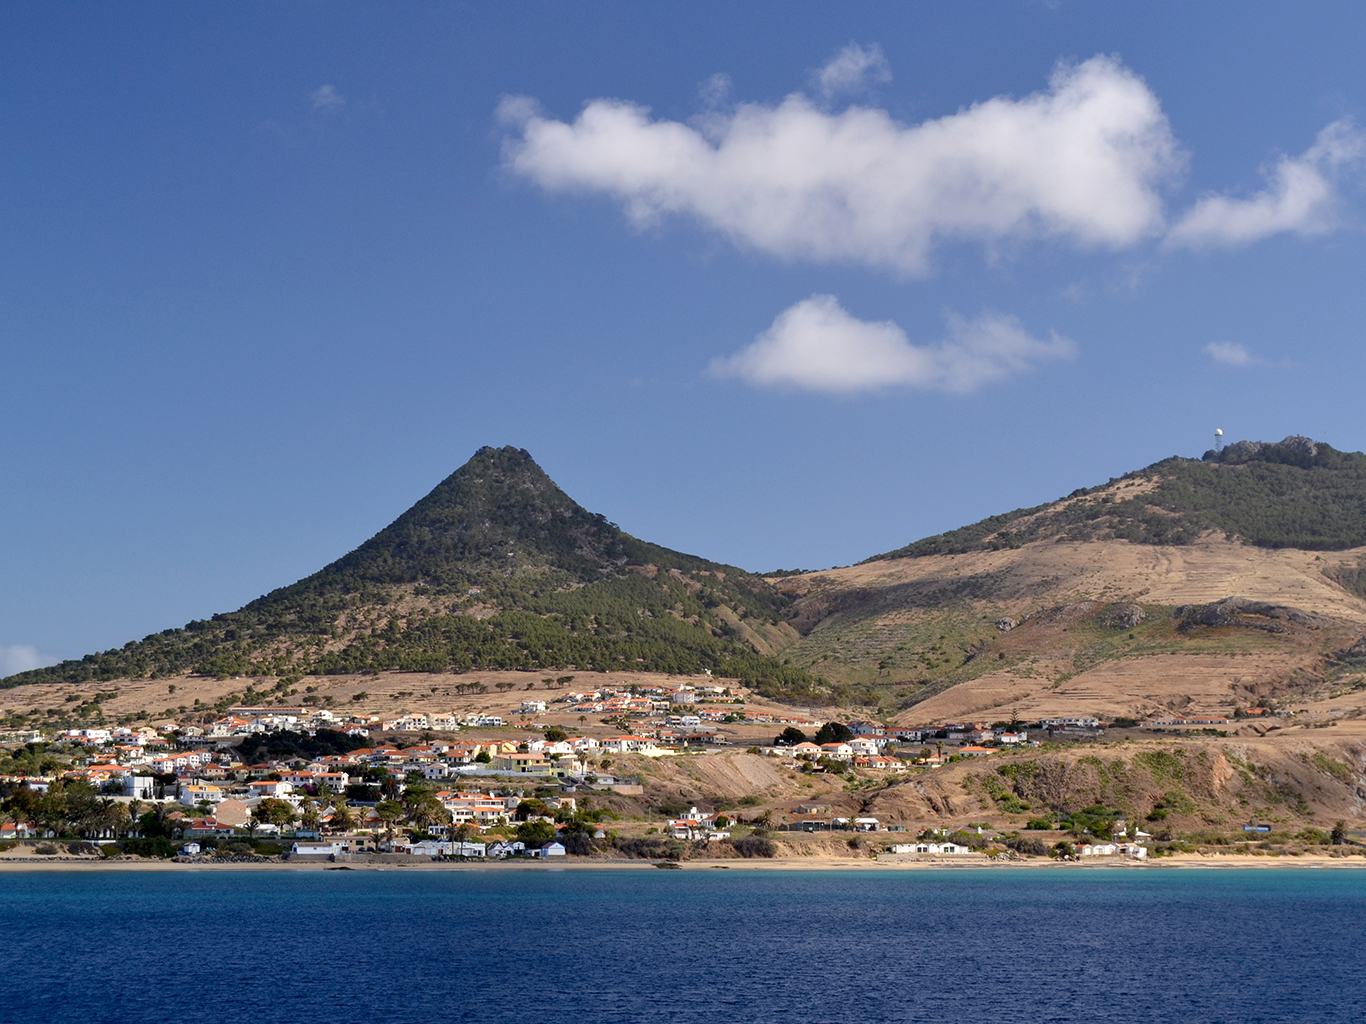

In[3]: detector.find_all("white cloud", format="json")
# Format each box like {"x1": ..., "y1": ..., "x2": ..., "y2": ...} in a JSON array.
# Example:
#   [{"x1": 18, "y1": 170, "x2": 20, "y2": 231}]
[
  {"x1": 1204, "y1": 341, "x2": 1264, "y2": 367},
  {"x1": 0, "y1": 643, "x2": 55, "y2": 677},
  {"x1": 815, "y1": 43, "x2": 892, "y2": 98},
  {"x1": 711, "y1": 294, "x2": 1074, "y2": 394},
  {"x1": 311, "y1": 84, "x2": 346, "y2": 112},
  {"x1": 500, "y1": 55, "x2": 1180, "y2": 275},
  {"x1": 1168, "y1": 120, "x2": 1364, "y2": 248}
]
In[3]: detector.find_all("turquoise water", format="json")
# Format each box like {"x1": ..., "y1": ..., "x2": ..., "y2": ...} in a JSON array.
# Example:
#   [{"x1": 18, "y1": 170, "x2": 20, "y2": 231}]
[{"x1": 2, "y1": 868, "x2": 1363, "y2": 1023}]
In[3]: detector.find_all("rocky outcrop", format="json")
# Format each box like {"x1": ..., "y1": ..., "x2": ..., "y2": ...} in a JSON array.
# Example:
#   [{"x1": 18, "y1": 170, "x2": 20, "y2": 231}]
[
  {"x1": 1334, "y1": 636, "x2": 1366, "y2": 660},
  {"x1": 1104, "y1": 603, "x2": 1146, "y2": 629},
  {"x1": 1217, "y1": 434, "x2": 1320, "y2": 464},
  {"x1": 1175, "y1": 596, "x2": 1320, "y2": 633}
]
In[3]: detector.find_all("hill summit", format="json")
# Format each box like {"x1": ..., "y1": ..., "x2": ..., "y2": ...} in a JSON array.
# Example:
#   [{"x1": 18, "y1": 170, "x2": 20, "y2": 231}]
[
  {"x1": 6, "y1": 447, "x2": 816, "y2": 697},
  {"x1": 870, "y1": 436, "x2": 1366, "y2": 560},
  {"x1": 309, "y1": 445, "x2": 647, "y2": 591}
]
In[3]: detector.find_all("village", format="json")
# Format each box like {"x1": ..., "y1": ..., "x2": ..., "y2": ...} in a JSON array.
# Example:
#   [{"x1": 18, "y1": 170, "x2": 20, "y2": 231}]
[{"x1": 0, "y1": 680, "x2": 1185, "y2": 864}]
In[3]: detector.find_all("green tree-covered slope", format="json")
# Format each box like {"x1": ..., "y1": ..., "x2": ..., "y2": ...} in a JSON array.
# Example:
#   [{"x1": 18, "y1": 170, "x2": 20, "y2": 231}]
[
  {"x1": 6, "y1": 447, "x2": 819, "y2": 697},
  {"x1": 869, "y1": 436, "x2": 1366, "y2": 561}
]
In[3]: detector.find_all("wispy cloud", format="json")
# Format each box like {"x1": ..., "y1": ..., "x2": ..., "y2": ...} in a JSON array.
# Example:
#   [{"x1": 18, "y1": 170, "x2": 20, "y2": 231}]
[
  {"x1": 1168, "y1": 120, "x2": 1364, "y2": 248},
  {"x1": 711, "y1": 295, "x2": 1074, "y2": 394},
  {"x1": 501, "y1": 54, "x2": 1180, "y2": 275},
  {"x1": 698, "y1": 73, "x2": 731, "y2": 108},
  {"x1": 311, "y1": 84, "x2": 346, "y2": 113},
  {"x1": 0, "y1": 643, "x2": 56, "y2": 677},
  {"x1": 1204, "y1": 341, "x2": 1265, "y2": 366},
  {"x1": 815, "y1": 43, "x2": 892, "y2": 99}
]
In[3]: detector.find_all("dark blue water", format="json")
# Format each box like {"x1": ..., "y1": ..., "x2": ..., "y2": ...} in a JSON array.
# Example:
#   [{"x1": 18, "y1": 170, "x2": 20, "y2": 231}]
[{"x1": 2, "y1": 867, "x2": 1363, "y2": 1023}]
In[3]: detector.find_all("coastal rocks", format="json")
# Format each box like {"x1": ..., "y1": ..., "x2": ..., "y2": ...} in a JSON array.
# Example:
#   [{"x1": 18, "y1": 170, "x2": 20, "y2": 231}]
[{"x1": 1104, "y1": 604, "x2": 1145, "y2": 629}]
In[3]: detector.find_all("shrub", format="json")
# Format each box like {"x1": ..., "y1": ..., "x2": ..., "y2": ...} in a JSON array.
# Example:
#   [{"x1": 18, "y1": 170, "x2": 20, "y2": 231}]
[
  {"x1": 614, "y1": 837, "x2": 684, "y2": 860},
  {"x1": 562, "y1": 832, "x2": 593, "y2": 856},
  {"x1": 1025, "y1": 818, "x2": 1055, "y2": 831},
  {"x1": 997, "y1": 794, "x2": 1031, "y2": 814},
  {"x1": 516, "y1": 821, "x2": 556, "y2": 845},
  {"x1": 34, "y1": 843, "x2": 58, "y2": 856},
  {"x1": 120, "y1": 837, "x2": 174, "y2": 858},
  {"x1": 732, "y1": 836, "x2": 776, "y2": 858},
  {"x1": 814, "y1": 722, "x2": 852, "y2": 744},
  {"x1": 1003, "y1": 835, "x2": 1049, "y2": 857},
  {"x1": 654, "y1": 796, "x2": 690, "y2": 818}
]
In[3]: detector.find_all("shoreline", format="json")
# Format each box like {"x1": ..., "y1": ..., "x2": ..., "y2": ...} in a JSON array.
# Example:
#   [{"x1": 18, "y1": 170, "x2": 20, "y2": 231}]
[{"x1": 3, "y1": 853, "x2": 1366, "y2": 872}]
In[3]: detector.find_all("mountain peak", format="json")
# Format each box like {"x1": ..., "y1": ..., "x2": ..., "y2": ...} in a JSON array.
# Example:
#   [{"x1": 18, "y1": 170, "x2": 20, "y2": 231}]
[{"x1": 305, "y1": 446, "x2": 630, "y2": 592}]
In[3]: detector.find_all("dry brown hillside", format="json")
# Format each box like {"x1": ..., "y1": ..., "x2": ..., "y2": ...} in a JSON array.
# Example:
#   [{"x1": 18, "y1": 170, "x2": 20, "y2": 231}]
[
  {"x1": 769, "y1": 537, "x2": 1366, "y2": 722},
  {"x1": 613, "y1": 730, "x2": 1366, "y2": 838}
]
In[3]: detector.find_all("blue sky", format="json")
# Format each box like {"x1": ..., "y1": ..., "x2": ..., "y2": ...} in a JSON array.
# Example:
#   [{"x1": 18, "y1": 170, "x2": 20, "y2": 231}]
[{"x1": 4, "y1": 2, "x2": 1366, "y2": 672}]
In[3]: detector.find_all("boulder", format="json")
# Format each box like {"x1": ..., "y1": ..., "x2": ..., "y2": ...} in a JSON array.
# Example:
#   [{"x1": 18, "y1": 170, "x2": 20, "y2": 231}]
[{"x1": 1105, "y1": 604, "x2": 1145, "y2": 629}]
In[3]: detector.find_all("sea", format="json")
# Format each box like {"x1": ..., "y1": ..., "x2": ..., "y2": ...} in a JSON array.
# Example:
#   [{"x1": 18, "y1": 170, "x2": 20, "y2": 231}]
[{"x1": 2, "y1": 867, "x2": 1364, "y2": 1024}]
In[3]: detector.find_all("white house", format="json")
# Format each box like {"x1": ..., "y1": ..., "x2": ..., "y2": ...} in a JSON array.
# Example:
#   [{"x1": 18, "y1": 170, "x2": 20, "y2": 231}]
[
  {"x1": 289, "y1": 841, "x2": 346, "y2": 858},
  {"x1": 179, "y1": 784, "x2": 225, "y2": 807},
  {"x1": 535, "y1": 841, "x2": 566, "y2": 858},
  {"x1": 1078, "y1": 843, "x2": 1118, "y2": 857},
  {"x1": 405, "y1": 839, "x2": 487, "y2": 857},
  {"x1": 122, "y1": 776, "x2": 156, "y2": 800},
  {"x1": 247, "y1": 780, "x2": 294, "y2": 800},
  {"x1": 914, "y1": 842, "x2": 972, "y2": 854}
]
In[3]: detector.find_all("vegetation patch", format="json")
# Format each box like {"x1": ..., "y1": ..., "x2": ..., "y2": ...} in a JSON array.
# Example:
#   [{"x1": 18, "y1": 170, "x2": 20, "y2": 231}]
[{"x1": 870, "y1": 439, "x2": 1366, "y2": 559}]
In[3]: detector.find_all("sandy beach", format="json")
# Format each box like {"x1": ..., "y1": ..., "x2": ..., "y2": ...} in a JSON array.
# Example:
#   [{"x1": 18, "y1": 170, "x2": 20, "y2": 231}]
[{"x1": 3, "y1": 852, "x2": 1366, "y2": 872}]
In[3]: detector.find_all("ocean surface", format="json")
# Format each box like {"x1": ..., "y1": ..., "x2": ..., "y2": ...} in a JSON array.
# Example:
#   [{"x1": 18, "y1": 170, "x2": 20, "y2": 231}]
[{"x1": 2, "y1": 867, "x2": 1364, "y2": 1024}]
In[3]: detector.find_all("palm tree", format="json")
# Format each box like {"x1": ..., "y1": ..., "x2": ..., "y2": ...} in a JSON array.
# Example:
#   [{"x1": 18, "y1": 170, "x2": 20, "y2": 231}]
[
  {"x1": 330, "y1": 802, "x2": 356, "y2": 834},
  {"x1": 375, "y1": 801, "x2": 405, "y2": 844},
  {"x1": 408, "y1": 795, "x2": 449, "y2": 834}
]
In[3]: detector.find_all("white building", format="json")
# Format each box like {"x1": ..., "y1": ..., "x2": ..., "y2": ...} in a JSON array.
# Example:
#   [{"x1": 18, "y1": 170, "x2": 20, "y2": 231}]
[{"x1": 1040, "y1": 717, "x2": 1100, "y2": 730}]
